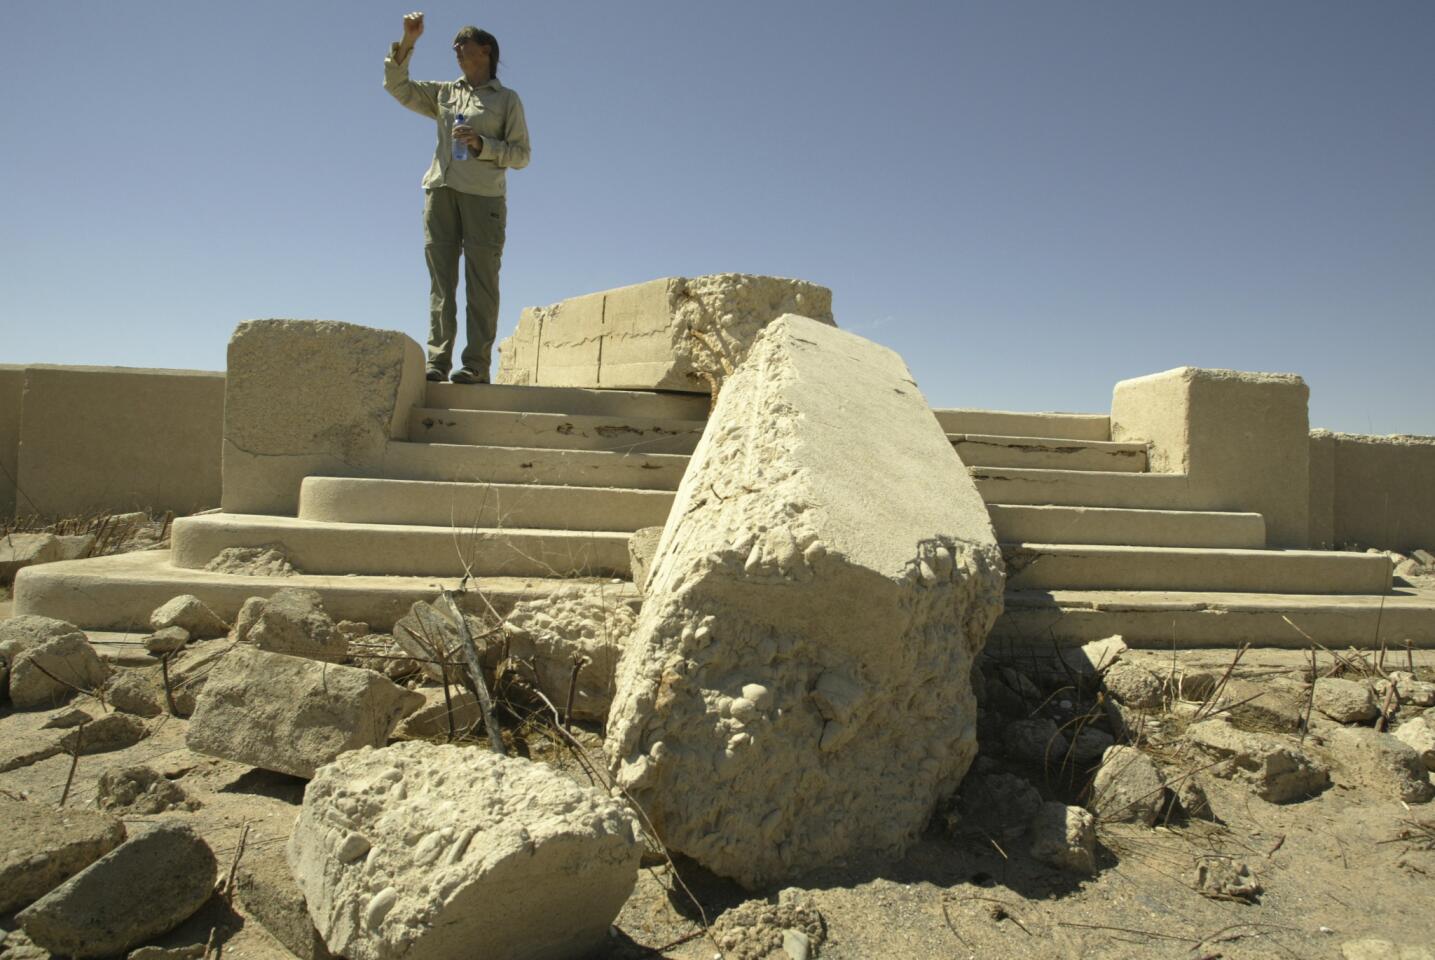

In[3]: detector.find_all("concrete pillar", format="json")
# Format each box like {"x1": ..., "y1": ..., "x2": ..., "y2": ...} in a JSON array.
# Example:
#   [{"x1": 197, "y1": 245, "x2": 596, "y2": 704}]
[{"x1": 1111, "y1": 368, "x2": 1311, "y2": 548}]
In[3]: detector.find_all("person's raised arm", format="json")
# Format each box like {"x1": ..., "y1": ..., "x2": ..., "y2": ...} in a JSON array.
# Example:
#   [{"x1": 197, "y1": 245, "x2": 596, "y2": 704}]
[{"x1": 384, "y1": 11, "x2": 440, "y2": 119}]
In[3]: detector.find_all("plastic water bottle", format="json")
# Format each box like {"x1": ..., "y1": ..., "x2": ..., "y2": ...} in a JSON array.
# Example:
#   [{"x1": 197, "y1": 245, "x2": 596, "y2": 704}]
[{"x1": 452, "y1": 114, "x2": 468, "y2": 160}]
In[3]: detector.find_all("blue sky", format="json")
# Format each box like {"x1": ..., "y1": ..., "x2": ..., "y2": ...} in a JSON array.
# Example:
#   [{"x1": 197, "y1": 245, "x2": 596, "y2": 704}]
[{"x1": 3, "y1": 1, "x2": 1431, "y2": 434}]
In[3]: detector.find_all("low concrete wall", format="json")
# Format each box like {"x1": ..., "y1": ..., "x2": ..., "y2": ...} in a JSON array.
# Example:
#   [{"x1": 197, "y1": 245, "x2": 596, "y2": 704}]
[
  {"x1": 1310, "y1": 430, "x2": 1435, "y2": 553},
  {"x1": 13, "y1": 365, "x2": 225, "y2": 518},
  {"x1": 1111, "y1": 367, "x2": 1311, "y2": 547},
  {"x1": 0, "y1": 365, "x2": 23, "y2": 517}
]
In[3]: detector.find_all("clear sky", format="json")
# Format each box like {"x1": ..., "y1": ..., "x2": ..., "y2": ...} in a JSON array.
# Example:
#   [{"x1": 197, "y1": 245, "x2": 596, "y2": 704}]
[{"x1": 3, "y1": 1, "x2": 1431, "y2": 435}]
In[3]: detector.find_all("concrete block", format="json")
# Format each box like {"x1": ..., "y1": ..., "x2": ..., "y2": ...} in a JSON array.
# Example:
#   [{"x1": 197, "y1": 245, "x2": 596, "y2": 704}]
[
  {"x1": 14, "y1": 365, "x2": 224, "y2": 519},
  {"x1": 1308, "y1": 430, "x2": 1337, "y2": 548},
  {"x1": 288, "y1": 741, "x2": 642, "y2": 960},
  {"x1": 1325, "y1": 432, "x2": 1435, "y2": 553},
  {"x1": 0, "y1": 533, "x2": 64, "y2": 582},
  {"x1": 501, "y1": 587, "x2": 637, "y2": 721},
  {"x1": 604, "y1": 315, "x2": 1005, "y2": 888},
  {"x1": 934, "y1": 409, "x2": 1110, "y2": 442},
  {"x1": 222, "y1": 320, "x2": 425, "y2": 516},
  {"x1": 1111, "y1": 367, "x2": 1311, "y2": 547},
  {"x1": 0, "y1": 364, "x2": 21, "y2": 517},
  {"x1": 185, "y1": 645, "x2": 424, "y2": 778},
  {"x1": 496, "y1": 274, "x2": 833, "y2": 393}
]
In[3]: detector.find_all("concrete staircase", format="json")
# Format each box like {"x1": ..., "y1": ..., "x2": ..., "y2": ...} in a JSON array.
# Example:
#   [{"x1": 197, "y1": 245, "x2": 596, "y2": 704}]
[
  {"x1": 938, "y1": 408, "x2": 1430, "y2": 647},
  {"x1": 14, "y1": 384, "x2": 707, "y2": 631}
]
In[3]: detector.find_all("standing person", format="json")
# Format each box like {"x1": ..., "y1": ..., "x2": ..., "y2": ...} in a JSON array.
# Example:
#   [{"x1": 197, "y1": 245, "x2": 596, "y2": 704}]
[{"x1": 384, "y1": 12, "x2": 530, "y2": 384}]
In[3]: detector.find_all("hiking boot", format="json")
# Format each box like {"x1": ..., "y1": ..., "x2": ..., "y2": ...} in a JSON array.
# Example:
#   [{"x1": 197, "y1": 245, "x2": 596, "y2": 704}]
[
  {"x1": 425, "y1": 369, "x2": 447, "y2": 382},
  {"x1": 450, "y1": 368, "x2": 489, "y2": 385}
]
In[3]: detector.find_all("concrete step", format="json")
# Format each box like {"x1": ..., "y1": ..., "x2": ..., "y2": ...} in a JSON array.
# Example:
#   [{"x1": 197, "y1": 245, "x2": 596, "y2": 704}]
[
  {"x1": 974, "y1": 467, "x2": 1196, "y2": 510},
  {"x1": 299, "y1": 477, "x2": 674, "y2": 532},
  {"x1": 171, "y1": 514, "x2": 632, "y2": 579},
  {"x1": 1003, "y1": 543, "x2": 1392, "y2": 594},
  {"x1": 993, "y1": 587, "x2": 1435, "y2": 649},
  {"x1": 988, "y1": 504, "x2": 1266, "y2": 548},
  {"x1": 381, "y1": 441, "x2": 690, "y2": 491},
  {"x1": 425, "y1": 382, "x2": 710, "y2": 421},
  {"x1": 951, "y1": 434, "x2": 1147, "y2": 472},
  {"x1": 10, "y1": 549, "x2": 637, "y2": 632},
  {"x1": 934, "y1": 409, "x2": 1109, "y2": 442},
  {"x1": 408, "y1": 407, "x2": 706, "y2": 455}
]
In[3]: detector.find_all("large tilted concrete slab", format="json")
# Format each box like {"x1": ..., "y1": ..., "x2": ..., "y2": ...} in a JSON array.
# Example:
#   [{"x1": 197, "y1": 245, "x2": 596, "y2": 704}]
[
  {"x1": 987, "y1": 504, "x2": 1266, "y2": 549},
  {"x1": 407, "y1": 407, "x2": 706, "y2": 455},
  {"x1": 1003, "y1": 543, "x2": 1392, "y2": 594},
  {"x1": 381, "y1": 441, "x2": 690, "y2": 491},
  {"x1": 299, "y1": 477, "x2": 675, "y2": 532},
  {"x1": 935, "y1": 409, "x2": 1110, "y2": 442},
  {"x1": 426, "y1": 381, "x2": 710, "y2": 420},
  {"x1": 11, "y1": 550, "x2": 638, "y2": 632},
  {"x1": 605, "y1": 315, "x2": 1005, "y2": 888},
  {"x1": 497, "y1": 274, "x2": 833, "y2": 392},
  {"x1": 171, "y1": 515, "x2": 632, "y2": 579},
  {"x1": 951, "y1": 434, "x2": 1148, "y2": 472},
  {"x1": 994, "y1": 587, "x2": 1435, "y2": 648}
]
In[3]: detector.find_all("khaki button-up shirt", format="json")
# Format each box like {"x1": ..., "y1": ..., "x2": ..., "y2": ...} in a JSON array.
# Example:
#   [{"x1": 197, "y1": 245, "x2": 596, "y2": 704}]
[{"x1": 383, "y1": 47, "x2": 531, "y2": 198}]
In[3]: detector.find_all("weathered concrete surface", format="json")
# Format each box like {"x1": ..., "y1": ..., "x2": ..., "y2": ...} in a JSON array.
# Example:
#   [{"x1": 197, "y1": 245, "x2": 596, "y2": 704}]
[
  {"x1": 12, "y1": 365, "x2": 223, "y2": 518},
  {"x1": 502, "y1": 587, "x2": 636, "y2": 721},
  {"x1": 17, "y1": 821, "x2": 217, "y2": 959},
  {"x1": 0, "y1": 364, "x2": 22, "y2": 517},
  {"x1": 185, "y1": 646, "x2": 424, "y2": 778},
  {"x1": 1111, "y1": 367, "x2": 1311, "y2": 547},
  {"x1": 1309, "y1": 429, "x2": 1435, "y2": 553},
  {"x1": 605, "y1": 315, "x2": 1005, "y2": 888},
  {"x1": 247, "y1": 588, "x2": 347, "y2": 662},
  {"x1": 496, "y1": 274, "x2": 833, "y2": 393},
  {"x1": 0, "y1": 800, "x2": 126, "y2": 914},
  {"x1": 222, "y1": 320, "x2": 425, "y2": 516},
  {"x1": 628, "y1": 526, "x2": 663, "y2": 593},
  {"x1": 288, "y1": 741, "x2": 642, "y2": 960}
]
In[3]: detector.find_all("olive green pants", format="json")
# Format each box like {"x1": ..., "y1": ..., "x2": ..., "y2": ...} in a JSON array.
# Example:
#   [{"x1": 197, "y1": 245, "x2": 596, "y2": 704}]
[{"x1": 423, "y1": 186, "x2": 506, "y2": 377}]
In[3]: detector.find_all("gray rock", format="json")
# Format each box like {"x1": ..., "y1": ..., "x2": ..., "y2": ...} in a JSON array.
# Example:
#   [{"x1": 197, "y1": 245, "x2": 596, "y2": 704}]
[
  {"x1": 248, "y1": 588, "x2": 346, "y2": 662},
  {"x1": 7, "y1": 632, "x2": 112, "y2": 709},
  {"x1": 149, "y1": 595, "x2": 228, "y2": 639},
  {"x1": 348, "y1": 634, "x2": 422, "y2": 681},
  {"x1": 1089, "y1": 745, "x2": 1166, "y2": 826},
  {"x1": 948, "y1": 772, "x2": 1043, "y2": 841},
  {"x1": 0, "y1": 533, "x2": 63, "y2": 582},
  {"x1": 1002, "y1": 717, "x2": 1070, "y2": 768},
  {"x1": 391, "y1": 600, "x2": 473, "y2": 683},
  {"x1": 143, "y1": 626, "x2": 190, "y2": 656},
  {"x1": 96, "y1": 765, "x2": 198, "y2": 815},
  {"x1": 288, "y1": 741, "x2": 643, "y2": 960},
  {"x1": 0, "y1": 800, "x2": 126, "y2": 913},
  {"x1": 105, "y1": 668, "x2": 166, "y2": 718},
  {"x1": 1028, "y1": 802, "x2": 1096, "y2": 875},
  {"x1": 1393, "y1": 716, "x2": 1435, "y2": 771},
  {"x1": 1325, "y1": 726, "x2": 1434, "y2": 804},
  {"x1": 1173, "y1": 775, "x2": 1216, "y2": 821},
  {"x1": 186, "y1": 645, "x2": 424, "y2": 778},
  {"x1": 1378, "y1": 672, "x2": 1435, "y2": 708},
  {"x1": 1185, "y1": 718, "x2": 1329, "y2": 803},
  {"x1": 127, "y1": 944, "x2": 206, "y2": 960},
  {"x1": 1313, "y1": 677, "x2": 1379, "y2": 723},
  {"x1": 18, "y1": 821, "x2": 217, "y2": 958},
  {"x1": 234, "y1": 838, "x2": 335, "y2": 960},
  {"x1": 1101, "y1": 661, "x2": 1165, "y2": 708}
]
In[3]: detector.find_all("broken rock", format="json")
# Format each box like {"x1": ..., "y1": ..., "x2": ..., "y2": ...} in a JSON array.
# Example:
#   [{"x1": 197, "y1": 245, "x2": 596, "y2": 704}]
[
  {"x1": 6, "y1": 630, "x2": 112, "y2": 709},
  {"x1": 502, "y1": 587, "x2": 635, "y2": 721},
  {"x1": 1313, "y1": 676, "x2": 1379, "y2": 723},
  {"x1": 17, "y1": 821, "x2": 217, "y2": 959},
  {"x1": 288, "y1": 741, "x2": 643, "y2": 960},
  {"x1": 1089, "y1": 745, "x2": 1167, "y2": 826},
  {"x1": 1185, "y1": 718, "x2": 1330, "y2": 803},
  {"x1": 0, "y1": 800, "x2": 126, "y2": 914},
  {"x1": 186, "y1": 646, "x2": 424, "y2": 778},
  {"x1": 1028, "y1": 802, "x2": 1097, "y2": 875},
  {"x1": 149, "y1": 594, "x2": 228, "y2": 639},
  {"x1": 1393, "y1": 716, "x2": 1435, "y2": 771},
  {"x1": 709, "y1": 889, "x2": 827, "y2": 960},
  {"x1": 1325, "y1": 726, "x2": 1434, "y2": 804},
  {"x1": 247, "y1": 588, "x2": 346, "y2": 662},
  {"x1": 604, "y1": 317, "x2": 1005, "y2": 888},
  {"x1": 0, "y1": 533, "x2": 64, "y2": 582},
  {"x1": 96, "y1": 765, "x2": 198, "y2": 815}
]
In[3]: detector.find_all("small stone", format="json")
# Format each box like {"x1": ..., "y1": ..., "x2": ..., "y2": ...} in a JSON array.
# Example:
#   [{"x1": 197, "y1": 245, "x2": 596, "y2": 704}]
[
  {"x1": 1194, "y1": 857, "x2": 1261, "y2": 902},
  {"x1": 97, "y1": 765, "x2": 198, "y2": 815},
  {"x1": 1393, "y1": 716, "x2": 1435, "y2": 771},
  {"x1": 127, "y1": 944, "x2": 206, "y2": 960},
  {"x1": 1174, "y1": 777, "x2": 1216, "y2": 821},
  {"x1": 1326, "y1": 726, "x2": 1434, "y2": 804},
  {"x1": 393, "y1": 688, "x2": 483, "y2": 739},
  {"x1": 335, "y1": 620, "x2": 370, "y2": 641},
  {"x1": 1028, "y1": 802, "x2": 1096, "y2": 875},
  {"x1": 1313, "y1": 677, "x2": 1379, "y2": 724},
  {"x1": 708, "y1": 888, "x2": 826, "y2": 960},
  {"x1": 348, "y1": 634, "x2": 422, "y2": 681},
  {"x1": 1002, "y1": 717, "x2": 1069, "y2": 768},
  {"x1": 105, "y1": 669, "x2": 166, "y2": 718},
  {"x1": 233, "y1": 596, "x2": 267, "y2": 643},
  {"x1": 1089, "y1": 745, "x2": 1167, "y2": 826},
  {"x1": 247, "y1": 588, "x2": 346, "y2": 662},
  {"x1": 149, "y1": 595, "x2": 228, "y2": 639},
  {"x1": 1069, "y1": 726, "x2": 1115, "y2": 766},
  {"x1": 144, "y1": 626, "x2": 190, "y2": 656},
  {"x1": 204, "y1": 544, "x2": 296, "y2": 577},
  {"x1": 6, "y1": 632, "x2": 112, "y2": 709},
  {"x1": 1378, "y1": 672, "x2": 1435, "y2": 708},
  {"x1": 1101, "y1": 661, "x2": 1165, "y2": 708},
  {"x1": 17, "y1": 821, "x2": 216, "y2": 958},
  {"x1": 783, "y1": 928, "x2": 811, "y2": 960},
  {"x1": 0, "y1": 799, "x2": 126, "y2": 913}
]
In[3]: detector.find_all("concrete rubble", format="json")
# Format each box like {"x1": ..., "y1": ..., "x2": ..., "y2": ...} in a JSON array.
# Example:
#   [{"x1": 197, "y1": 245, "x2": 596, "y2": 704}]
[
  {"x1": 0, "y1": 615, "x2": 110, "y2": 709},
  {"x1": 16, "y1": 821, "x2": 217, "y2": 959},
  {"x1": 149, "y1": 594, "x2": 228, "y2": 639},
  {"x1": 604, "y1": 316, "x2": 1005, "y2": 888},
  {"x1": 185, "y1": 645, "x2": 424, "y2": 778},
  {"x1": 1028, "y1": 802, "x2": 1097, "y2": 875},
  {"x1": 1325, "y1": 726, "x2": 1435, "y2": 804},
  {"x1": 1184, "y1": 718, "x2": 1331, "y2": 803},
  {"x1": 288, "y1": 741, "x2": 643, "y2": 960},
  {"x1": 0, "y1": 800, "x2": 126, "y2": 914},
  {"x1": 246, "y1": 588, "x2": 347, "y2": 662},
  {"x1": 501, "y1": 587, "x2": 636, "y2": 721},
  {"x1": 1089, "y1": 744, "x2": 1167, "y2": 826},
  {"x1": 0, "y1": 533, "x2": 65, "y2": 582}
]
